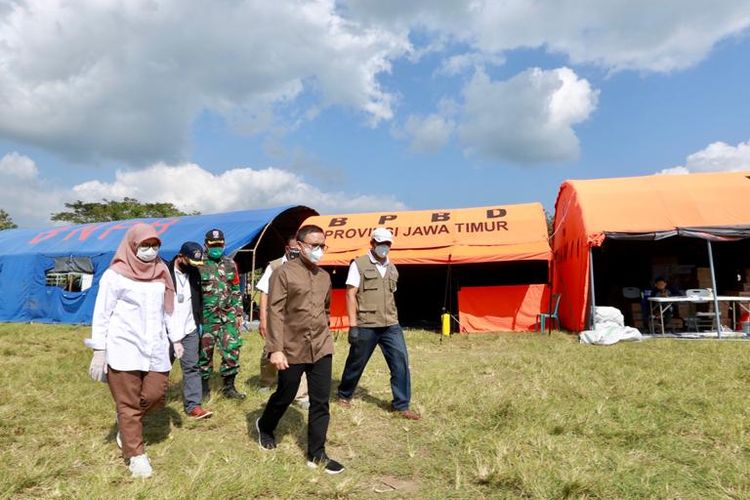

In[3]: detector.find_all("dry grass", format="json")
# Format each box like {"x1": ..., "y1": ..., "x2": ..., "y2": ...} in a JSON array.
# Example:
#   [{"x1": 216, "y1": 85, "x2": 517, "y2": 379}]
[{"x1": 2, "y1": 324, "x2": 750, "y2": 498}]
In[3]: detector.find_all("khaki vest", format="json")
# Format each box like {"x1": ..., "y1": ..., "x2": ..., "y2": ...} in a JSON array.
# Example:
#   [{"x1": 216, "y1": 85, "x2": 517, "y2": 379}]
[{"x1": 354, "y1": 255, "x2": 399, "y2": 327}]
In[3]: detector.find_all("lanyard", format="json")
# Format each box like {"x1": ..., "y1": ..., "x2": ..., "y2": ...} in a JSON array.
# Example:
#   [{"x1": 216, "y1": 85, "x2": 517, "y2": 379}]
[{"x1": 176, "y1": 271, "x2": 189, "y2": 292}]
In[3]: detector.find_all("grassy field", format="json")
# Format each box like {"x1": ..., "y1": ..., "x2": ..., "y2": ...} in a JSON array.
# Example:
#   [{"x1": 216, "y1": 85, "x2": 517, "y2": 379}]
[{"x1": 2, "y1": 324, "x2": 750, "y2": 499}]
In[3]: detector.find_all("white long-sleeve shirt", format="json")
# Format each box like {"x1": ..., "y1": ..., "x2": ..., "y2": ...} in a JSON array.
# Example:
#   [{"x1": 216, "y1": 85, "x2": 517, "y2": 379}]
[
  {"x1": 169, "y1": 266, "x2": 197, "y2": 343},
  {"x1": 87, "y1": 269, "x2": 172, "y2": 372}
]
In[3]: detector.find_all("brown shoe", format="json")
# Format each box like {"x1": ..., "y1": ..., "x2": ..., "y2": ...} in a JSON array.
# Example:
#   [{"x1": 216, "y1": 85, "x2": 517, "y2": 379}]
[
  {"x1": 337, "y1": 398, "x2": 352, "y2": 408},
  {"x1": 188, "y1": 406, "x2": 214, "y2": 419},
  {"x1": 398, "y1": 409, "x2": 421, "y2": 421}
]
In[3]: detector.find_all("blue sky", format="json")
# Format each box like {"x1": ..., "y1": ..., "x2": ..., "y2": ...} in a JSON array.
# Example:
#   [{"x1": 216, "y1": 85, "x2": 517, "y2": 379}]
[{"x1": 1, "y1": 1, "x2": 749, "y2": 227}]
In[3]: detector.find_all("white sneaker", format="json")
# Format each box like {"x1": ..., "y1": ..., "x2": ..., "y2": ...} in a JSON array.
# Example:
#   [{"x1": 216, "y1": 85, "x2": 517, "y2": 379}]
[
  {"x1": 115, "y1": 413, "x2": 122, "y2": 449},
  {"x1": 129, "y1": 454, "x2": 153, "y2": 478}
]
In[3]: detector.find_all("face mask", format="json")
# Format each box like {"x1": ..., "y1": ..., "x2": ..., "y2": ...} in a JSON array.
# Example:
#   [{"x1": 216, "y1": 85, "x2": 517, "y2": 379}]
[
  {"x1": 374, "y1": 244, "x2": 390, "y2": 259},
  {"x1": 207, "y1": 247, "x2": 224, "y2": 260},
  {"x1": 137, "y1": 246, "x2": 158, "y2": 262},
  {"x1": 177, "y1": 258, "x2": 194, "y2": 270},
  {"x1": 286, "y1": 248, "x2": 300, "y2": 260},
  {"x1": 306, "y1": 247, "x2": 324, "y2": 264}
]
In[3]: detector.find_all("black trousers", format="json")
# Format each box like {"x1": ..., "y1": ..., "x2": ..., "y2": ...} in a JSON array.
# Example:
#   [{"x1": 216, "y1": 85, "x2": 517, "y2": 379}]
[{"x1": 258, "y1": 354, "x2": 332, "y2": 460}]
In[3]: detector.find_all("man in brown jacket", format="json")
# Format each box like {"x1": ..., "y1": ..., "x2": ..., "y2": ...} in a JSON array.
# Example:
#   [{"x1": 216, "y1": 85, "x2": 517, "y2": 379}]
[
  {"x1": 255, "y1": 235, "x2": 309, "y2": 409},
  {"x1": 255, "y1": 225, "x2": 344, "y2": 474},
  {"x1": 337, "y1": 227, "x2": 420, "y2": 420}
]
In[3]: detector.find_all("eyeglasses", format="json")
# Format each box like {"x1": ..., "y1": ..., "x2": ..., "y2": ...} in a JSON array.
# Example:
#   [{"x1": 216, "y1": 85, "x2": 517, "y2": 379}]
[
  {"x1": 298, "y1": 240, "x2": 327, "y2": 251},
  {"x1": 138, "y1": 243, "x2": 160, "y2": 250},
  {"x1": 206, "y1": 242, "x2": 225, "y2": 248}
]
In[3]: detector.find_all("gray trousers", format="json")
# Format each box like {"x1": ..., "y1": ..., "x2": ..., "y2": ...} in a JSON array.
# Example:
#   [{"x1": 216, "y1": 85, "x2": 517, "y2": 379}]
[{"x1": 177, "y1": 329, "x2": 202, "y2": 413}]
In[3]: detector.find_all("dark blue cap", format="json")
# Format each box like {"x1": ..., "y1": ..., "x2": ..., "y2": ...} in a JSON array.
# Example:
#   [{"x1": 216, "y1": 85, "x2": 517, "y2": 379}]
[
  {"x1": 179, "y1": 241, "x2": 204, "y2": 265},
  {"x1": 205, "y1": 228, "x2": 225, "y2": 242}
]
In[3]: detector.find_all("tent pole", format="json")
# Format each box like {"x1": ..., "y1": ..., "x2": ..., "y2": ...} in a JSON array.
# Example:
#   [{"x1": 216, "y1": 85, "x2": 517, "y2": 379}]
[
  {"x1": 247, "y1": 222, "x2": 274, "y2": 324},
  {"x1": 547, "y1": 259, "x2": 554, "y2": 335},
  {"x1": 589, "y1": 247, "x2": 596, "y2": 330},
  {"x1": 707, "y1": 240, "x2": 722, "y2": 339}
]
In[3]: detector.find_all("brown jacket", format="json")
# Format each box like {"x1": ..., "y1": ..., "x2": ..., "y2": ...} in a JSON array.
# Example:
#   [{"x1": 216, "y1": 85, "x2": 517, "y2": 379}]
[{"x1": 266, "y1": 257, "x2": 333, "y2": 364}]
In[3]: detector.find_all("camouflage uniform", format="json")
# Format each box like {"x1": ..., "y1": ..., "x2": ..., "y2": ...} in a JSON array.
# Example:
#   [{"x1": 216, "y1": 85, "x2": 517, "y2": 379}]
[{"x1": 198, "y1": 255, "x2": 243, "y2": 378}]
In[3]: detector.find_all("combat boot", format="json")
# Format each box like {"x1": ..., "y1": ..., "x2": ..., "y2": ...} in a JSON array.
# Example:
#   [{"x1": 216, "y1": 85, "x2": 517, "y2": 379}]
[
  {"x1": 222, "y1": 374, "x2": 246, "y2": 400},
  {"x1": 201, "y1": 378, "x2": 211, "y2": 401}
]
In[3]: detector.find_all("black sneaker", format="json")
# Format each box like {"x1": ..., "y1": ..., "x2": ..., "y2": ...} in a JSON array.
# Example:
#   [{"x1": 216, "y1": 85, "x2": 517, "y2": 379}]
[
  {"x1": 255, "y1": 418, "x2": 276, "y2": 450},
  {"x1": 307, "y1": 454, "x2": 345, "y2": 475}
]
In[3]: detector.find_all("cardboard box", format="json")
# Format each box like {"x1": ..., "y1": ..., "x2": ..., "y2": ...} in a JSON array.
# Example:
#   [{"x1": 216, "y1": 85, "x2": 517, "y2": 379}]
[
  {"x1": 677, "y1": 304, "x2": 691, "y2": 318},
  {"x1": 697, "y1": 267, "x2": 711, "y2": 279}
]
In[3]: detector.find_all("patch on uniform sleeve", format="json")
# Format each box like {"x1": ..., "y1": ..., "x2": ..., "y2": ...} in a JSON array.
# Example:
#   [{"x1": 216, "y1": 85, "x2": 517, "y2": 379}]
[{"x1": 232, "y1": 267, "x2": 240, "y2": 285}]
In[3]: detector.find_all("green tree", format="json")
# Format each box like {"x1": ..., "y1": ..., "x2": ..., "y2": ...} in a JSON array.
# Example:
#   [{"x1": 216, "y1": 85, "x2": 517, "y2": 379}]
[
  {"x1": 51, "y1": 197, "x2": 198, "y2": 224},
  {"x1": 0, "y1": 209, "x2": 18, "y2": 230},
  {"x1": 544, "y1": 209, "x2": 554, "y2": 238}
]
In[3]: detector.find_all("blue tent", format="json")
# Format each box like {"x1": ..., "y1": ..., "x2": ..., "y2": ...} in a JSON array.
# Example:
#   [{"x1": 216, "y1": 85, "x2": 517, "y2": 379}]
[{"x1": 0, "y1": 205, "x2": 316, "y2": 324}]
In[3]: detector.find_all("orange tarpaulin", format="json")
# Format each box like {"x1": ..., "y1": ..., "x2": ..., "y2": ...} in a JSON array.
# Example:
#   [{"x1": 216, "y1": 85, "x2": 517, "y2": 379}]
[
  {"x1": 302, "y1": 203, "x2": 551, "y2": 266},
  {"x1": 458, "y1": 284, "x2": 550, "y2": 332},
  {"x1": 329, "y1": 288, "x2": 349, "y2": 331},
  {"x1": 552, "y1": 170, "x2": 750, "y2": 332}
]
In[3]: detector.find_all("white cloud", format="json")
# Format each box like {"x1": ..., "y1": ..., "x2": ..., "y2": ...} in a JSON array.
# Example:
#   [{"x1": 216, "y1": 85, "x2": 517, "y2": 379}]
[
  {"x1": 72, "y1": 163, "x2": 407, "y2": 215},
  {"x1": 457, "y1": 67, "x2": 598, "y2": 164},
  {"x1": 436, "y1": 52, "x2": 505, "y2": 76},
  {"x1": 0, "y1": 154, "x2": 406, "y2": 227},
  {"x1": 403, "y1": 114, "x2": 455, "y2": 153},
  {"x1": 658, "y1": 140, "x2": 750, "y2": 174},
  {"x1": 0, "y1": 0, "x2": 410, "y2": 163},
  {"x1": 0, "y1": 153, "x2": 67, "y2": 226},
  {"x1": 344, "y1": 0, "x2": 750, "y2": 72}
]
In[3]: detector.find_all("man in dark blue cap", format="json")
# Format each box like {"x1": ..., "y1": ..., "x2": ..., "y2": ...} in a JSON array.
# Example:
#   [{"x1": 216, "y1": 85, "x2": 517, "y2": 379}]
[{"x1": 167, "y1": 241, "x2": 214, "y2": 419}]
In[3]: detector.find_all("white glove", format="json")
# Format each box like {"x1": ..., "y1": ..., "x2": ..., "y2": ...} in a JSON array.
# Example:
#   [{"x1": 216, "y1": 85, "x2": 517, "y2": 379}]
[
  {"x1": 88, "y1": 350, "x2": 107, "y2": 383},
  {"x1": 173, "y1": 341, "x2": 184, "y2": 359}
]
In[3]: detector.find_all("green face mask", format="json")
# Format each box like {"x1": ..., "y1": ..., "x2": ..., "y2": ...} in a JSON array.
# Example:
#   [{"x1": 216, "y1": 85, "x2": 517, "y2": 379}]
[{"x1": 207, "y1": 247, "x2": 224, "y2": 260}]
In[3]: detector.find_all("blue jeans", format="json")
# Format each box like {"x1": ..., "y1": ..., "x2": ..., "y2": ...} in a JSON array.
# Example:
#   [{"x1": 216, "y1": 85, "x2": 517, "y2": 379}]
[
  {"x1": 337, "y1": 324, "x2": 412, "y2": 411},
  {"x1": 171, "y1": 329, "x2": 202, "y2": 413}
]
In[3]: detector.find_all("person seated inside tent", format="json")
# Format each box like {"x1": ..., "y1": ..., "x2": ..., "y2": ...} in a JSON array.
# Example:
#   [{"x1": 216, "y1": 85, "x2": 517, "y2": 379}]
[
  {"x1": 650, "y1": 276, "x2": 682, "y2": 331},
  {"x1": 651, "y1": 276, "x2": 681, "y2": 299}
]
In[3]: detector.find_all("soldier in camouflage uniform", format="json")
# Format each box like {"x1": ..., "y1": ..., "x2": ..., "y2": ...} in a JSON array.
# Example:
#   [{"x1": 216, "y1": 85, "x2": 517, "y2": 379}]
[{"x1": 199, "y1": 228, "x2": 246, "y2": 400}]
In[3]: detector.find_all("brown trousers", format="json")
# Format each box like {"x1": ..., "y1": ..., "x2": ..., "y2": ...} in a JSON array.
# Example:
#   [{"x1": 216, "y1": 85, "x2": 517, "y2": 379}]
[
  {"x1": 260, "y1": 346, "x2": 308, "y2": 401},
  {"x1": 107, "y1": 367, "x2": 169, "y2": 459}
]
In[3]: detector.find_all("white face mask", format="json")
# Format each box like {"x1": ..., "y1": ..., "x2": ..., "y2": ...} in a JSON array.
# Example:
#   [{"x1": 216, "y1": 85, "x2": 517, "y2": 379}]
[
  {"x1": 374, "y1": 244, "x2": 390, "y2": 259},
  {"x1": 136, "y1": 246, "x2": 159, "y2": 262},
  {"x1": 306, "y1": 247, "x2": 324, "y2": 264}
]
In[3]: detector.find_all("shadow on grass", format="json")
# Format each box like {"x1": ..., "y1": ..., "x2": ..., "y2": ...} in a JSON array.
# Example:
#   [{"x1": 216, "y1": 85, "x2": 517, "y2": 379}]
[
  {"x1": 330, "y1": 376, "x2": 394, "y2": 411},
  {"x1": 245, "y1": 406, "x2": 307, "y2": 455},
  {"x1": 105, "y1": 406, "x2": 183, "y2": 448},
  {"x1": 244, "y1": 374, "x2": 262, "y2": 388},
  {"x1": 353, "y1": 386, "x2": 393, "y2": 411}
]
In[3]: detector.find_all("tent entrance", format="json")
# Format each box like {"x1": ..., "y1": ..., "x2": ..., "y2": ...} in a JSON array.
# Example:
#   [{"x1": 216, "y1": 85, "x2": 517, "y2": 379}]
[
  {"x1": 591, "y1": 237, "x2": 750, "y2": 330},
  {"x1": 328, "y1": 260, "x2": 548, "y2": 331}
]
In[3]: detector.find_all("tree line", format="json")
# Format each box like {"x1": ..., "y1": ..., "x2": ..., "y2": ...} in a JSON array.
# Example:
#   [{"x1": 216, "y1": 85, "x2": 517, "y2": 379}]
[{"x1": 0, "y1": 198, "x2": 197, "y2": 231}]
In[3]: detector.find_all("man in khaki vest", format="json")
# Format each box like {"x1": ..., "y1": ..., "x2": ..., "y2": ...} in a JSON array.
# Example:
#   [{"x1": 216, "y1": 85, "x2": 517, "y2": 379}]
[
  {"x1": 337, "y1": 227, "x2": 420, "y2": 420},
  {"x1": 256, "y1": 235, "x2": 309, "y2": 409}
]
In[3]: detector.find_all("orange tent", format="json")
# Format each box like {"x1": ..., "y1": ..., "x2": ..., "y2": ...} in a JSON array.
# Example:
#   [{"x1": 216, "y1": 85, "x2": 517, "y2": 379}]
[
  {"x1": 552, "y1": 171, "x2": 750, "y2": 332},
  {"x1": 302, "y1": 203, "x2": 552, "y2": 332}
]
